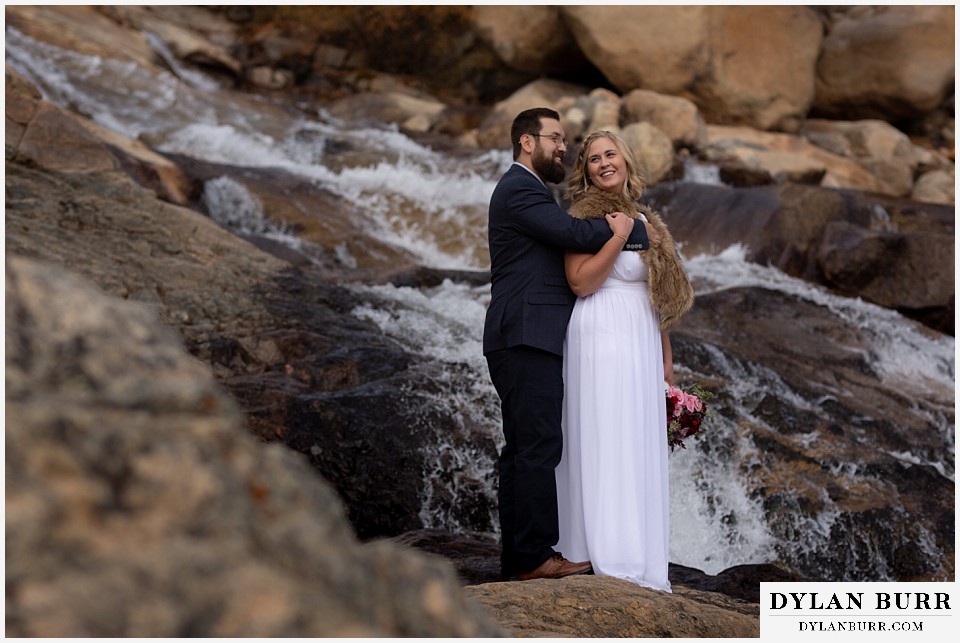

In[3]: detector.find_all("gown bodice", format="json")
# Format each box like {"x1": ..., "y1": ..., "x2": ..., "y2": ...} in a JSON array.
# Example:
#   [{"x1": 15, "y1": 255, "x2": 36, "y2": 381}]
[
  {"x1": 606, "y1": 212, "x2": 650, "y2": 285},
  {"x1": 607, "y1": 250, "x2": 648, "y2": 284}
]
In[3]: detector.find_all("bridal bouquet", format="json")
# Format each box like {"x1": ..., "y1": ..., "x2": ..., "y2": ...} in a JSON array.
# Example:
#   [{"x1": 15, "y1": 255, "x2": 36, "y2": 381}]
[{"x1": 665, "y1": 383, "x2": 713, "y2": 452}]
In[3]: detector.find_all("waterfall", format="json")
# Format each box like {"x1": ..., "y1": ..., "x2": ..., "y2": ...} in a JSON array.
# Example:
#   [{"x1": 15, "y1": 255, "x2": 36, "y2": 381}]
[
  {"x1": 143, "y1": 31, "x2": 222, "y2": 92},
  {"x1": 7, "y1": 25, "x2": 953, "y2": 578}
]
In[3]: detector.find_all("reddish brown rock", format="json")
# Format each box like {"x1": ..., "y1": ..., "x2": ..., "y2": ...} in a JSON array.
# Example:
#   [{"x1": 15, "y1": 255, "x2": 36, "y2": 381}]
[
  {"x1": 815, "y1": 5, "x2": 955, "y2": 120},
  {"x1": 562, "y1": 5, "x2": 822, "y2": 131},
  {"x1": 472, "y1": 5, "x2": 590, "y2": 75},
  {"x1": 464, "y1": 576, "x2": 759, "y2": 638}
]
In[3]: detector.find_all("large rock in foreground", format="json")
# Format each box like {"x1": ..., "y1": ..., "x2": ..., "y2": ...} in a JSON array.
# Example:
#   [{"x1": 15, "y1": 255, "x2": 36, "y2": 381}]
[
  {"x1": 464, "y1": 575, "x2": 759, "y2": 638},
  {"x1": 4, "y1": 256, "x2": 503, "y2": 637}
]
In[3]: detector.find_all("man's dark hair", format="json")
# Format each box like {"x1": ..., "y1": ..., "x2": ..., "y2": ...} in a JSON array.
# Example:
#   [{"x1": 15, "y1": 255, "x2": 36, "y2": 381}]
[{"x1": 511, "y1": 107, "x2": 560, "y2": 160}]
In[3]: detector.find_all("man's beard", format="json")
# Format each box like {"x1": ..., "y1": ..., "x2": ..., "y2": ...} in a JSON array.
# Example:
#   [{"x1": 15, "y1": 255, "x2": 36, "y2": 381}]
[{"x1": 532, "y1": 144, "x2": 565, "y2": 184}]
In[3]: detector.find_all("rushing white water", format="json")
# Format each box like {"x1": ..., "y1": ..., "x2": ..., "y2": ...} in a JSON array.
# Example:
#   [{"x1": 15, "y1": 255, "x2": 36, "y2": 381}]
[
  {"x1": 7, "y1": 26, "x2": 954, "y2": 576},
  {"x1": 689, "y1": 246, "x2": 956, "y2": 401},
  {"x1": 682, "y1": 157, "x2": 725, "y2": 186},
  {"x1": 144, "y1": 31, "x2": 222, "y2": 92},
  {"x1": 348, "y1": 248, "x2": 956, "y2": 573}
]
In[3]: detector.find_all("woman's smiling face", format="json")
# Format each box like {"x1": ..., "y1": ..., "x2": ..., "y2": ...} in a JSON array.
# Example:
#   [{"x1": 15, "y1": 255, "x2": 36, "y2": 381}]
[{"x1": 586, "y1": 136, "x2": 626, "y2": 193}]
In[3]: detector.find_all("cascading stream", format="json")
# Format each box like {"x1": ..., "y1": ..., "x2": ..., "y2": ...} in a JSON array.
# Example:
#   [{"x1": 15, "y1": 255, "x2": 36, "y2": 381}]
[{"x1": 7, "y1": 25, "x2": 953, "y2": 578}]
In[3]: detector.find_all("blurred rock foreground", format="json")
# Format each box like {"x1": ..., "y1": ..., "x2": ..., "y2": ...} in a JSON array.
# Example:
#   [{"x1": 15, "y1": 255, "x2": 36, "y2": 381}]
[
  {"x1": 5, "y1": 255, "x2": 502, "y2": 637},
  {"x1": 4, "y1": 4, "x2": 954, "y2": 638}
]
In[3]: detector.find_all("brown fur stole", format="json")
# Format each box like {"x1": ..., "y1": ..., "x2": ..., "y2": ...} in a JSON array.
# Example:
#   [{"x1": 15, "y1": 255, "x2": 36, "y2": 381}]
[{"x1": 568, "y1": 187, "x2": 694, "y2": 331}]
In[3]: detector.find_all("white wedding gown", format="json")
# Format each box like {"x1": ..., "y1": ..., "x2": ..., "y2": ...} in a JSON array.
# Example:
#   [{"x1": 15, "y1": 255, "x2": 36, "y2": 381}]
[{"x1": 557, "y1": 247, "x2": 671, "y2": 592}]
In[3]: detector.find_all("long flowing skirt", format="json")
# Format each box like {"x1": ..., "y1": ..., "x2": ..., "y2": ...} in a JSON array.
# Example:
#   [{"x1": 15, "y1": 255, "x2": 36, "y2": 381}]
[{"x1": 557, "y1": 253, "x2": 671, "y2": 591}]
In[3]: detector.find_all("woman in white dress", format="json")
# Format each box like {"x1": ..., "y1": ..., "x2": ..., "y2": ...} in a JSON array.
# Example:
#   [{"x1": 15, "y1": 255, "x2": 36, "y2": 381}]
[{"x1": 556, "y1": 131, "x2": 694, "y2": 591}]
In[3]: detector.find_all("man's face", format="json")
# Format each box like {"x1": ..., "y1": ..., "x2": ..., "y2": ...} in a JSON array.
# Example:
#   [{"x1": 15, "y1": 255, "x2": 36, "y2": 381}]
[{"x1": 530, "y1": 119, "x2": 568, "y2": 184}]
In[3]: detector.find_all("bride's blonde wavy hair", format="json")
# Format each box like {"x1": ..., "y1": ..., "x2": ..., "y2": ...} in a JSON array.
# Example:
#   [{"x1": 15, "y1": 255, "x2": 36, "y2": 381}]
[{"x1": 565, "y1": 130, "x2": 647, "y2": 203}]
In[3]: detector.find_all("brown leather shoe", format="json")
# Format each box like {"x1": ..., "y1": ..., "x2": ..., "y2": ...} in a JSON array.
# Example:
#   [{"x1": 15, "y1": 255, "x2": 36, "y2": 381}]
[{"x1": 514, "y1": 554, "x2": 592, "y2": 581}]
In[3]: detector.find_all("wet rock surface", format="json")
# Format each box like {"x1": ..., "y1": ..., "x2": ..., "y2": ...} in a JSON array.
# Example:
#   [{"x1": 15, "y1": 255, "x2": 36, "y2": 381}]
[
  {"x1": 644, "y1": 181, "x2": 954, "y2": 334},
  {"x1": 5, "y1": 5, "x2": 954, "y2": 637}
]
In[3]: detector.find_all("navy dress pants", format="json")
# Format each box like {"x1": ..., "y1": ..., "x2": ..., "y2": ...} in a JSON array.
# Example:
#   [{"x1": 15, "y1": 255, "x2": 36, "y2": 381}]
[{"x1": 486, "y1": 345, "x2": 564, "y2": 579}]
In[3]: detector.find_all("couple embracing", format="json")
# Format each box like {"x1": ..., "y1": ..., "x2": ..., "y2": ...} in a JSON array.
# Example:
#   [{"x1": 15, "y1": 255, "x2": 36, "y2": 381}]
[{"x1": 483, "y1": 108, "x2": 694, "y2": 591}]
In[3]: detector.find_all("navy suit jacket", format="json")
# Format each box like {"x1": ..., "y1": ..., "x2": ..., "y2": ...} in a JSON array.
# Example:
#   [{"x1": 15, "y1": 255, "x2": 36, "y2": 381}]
[{"x1": 483, "y1": 164, "x2": 649, "y2": 357}]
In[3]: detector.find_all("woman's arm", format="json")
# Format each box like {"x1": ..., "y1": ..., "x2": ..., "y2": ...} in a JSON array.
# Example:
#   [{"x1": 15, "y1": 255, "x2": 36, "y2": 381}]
[
  {"x1": 564, "y1": 213, "x2": 634, "y2": 297},
  {"x1": 661, "y1": 331, "x2": 674, "y2": 387}
]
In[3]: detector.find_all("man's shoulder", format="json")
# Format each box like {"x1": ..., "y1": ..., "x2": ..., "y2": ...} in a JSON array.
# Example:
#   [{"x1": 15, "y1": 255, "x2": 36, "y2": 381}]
[
  {"x1": 497, "y1": 164, "x2": 539, "y2": 186},
  {"x1": 492, "y1": 165, "x2": 530, "y2": 204},
  {"x1": 494, "y1": 165, "x2": 548, "y2": 200}
]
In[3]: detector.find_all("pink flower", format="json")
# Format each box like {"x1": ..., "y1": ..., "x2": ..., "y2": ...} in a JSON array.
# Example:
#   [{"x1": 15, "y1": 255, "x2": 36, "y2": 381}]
[
  {"x1": 683, "y1": 394, "x2": 703, "y2": 413},
  {"x1": 663, "y1": 382, "x2": 714, "y2": 452}
]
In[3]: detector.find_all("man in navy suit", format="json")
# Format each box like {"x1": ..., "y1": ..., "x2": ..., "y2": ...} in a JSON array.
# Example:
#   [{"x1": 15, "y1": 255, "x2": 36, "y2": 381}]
[{"x1": 483, "y1": 107, "x2": 657, "y2": 581}]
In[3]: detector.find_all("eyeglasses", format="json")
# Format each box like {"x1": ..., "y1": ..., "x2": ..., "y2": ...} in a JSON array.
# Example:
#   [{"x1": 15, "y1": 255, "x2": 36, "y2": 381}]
[{"x1": 530, "y1": 133, "x2": 568, "y2": 147}]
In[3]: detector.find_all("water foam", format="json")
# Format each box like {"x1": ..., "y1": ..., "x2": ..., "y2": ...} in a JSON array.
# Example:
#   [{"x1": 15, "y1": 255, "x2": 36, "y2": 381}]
[{"x1": 687, "y1": 245, "x2": 955, "y2": 397}]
